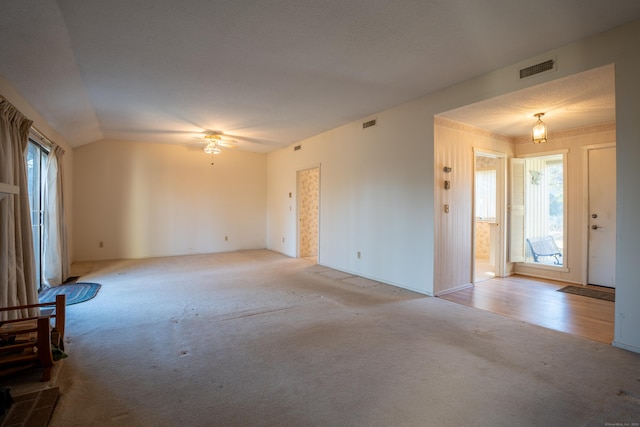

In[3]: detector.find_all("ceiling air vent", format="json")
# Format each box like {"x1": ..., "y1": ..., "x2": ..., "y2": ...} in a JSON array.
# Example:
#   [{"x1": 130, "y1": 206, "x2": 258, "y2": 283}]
[
  {"x1": 520, "y1": 59, "x2": 555, "y2": 79},
  {"x1": 362, "y1": 119, "x2": 376, "y2": 129}
]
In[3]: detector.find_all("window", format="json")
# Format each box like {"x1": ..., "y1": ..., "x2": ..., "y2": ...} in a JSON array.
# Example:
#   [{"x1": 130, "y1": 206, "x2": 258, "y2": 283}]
[
  {"x1": 510, "y1": 151, "x2": 566, "y2": 267},
  {"x1": 475, "y1": 169, "x2": 497, "y2": 220}
]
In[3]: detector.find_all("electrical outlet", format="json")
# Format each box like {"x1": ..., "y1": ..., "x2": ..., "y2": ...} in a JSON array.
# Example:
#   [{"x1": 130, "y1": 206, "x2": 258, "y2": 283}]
[
  {"x1": 99, "y1": 241, "x2": 104, "y2": 248},
  {"x1": 357, "y1": 251, "x2": 361, "y2": 259},
  {"x1": 225, "y1": 236, "x2": 228, "y2": 241},
  {"x1": 282, "y1": 237, "x2": 285, "y2": 243}
]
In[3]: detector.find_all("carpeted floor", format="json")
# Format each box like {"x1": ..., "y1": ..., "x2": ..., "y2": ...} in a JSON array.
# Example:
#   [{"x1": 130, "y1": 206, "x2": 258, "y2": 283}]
[
  {"x1": 46, "y1": 250, "x2": 640, "y2": 426},
  {"x1": 558, "y1": 285, "x2": 615, "y2": 302}
]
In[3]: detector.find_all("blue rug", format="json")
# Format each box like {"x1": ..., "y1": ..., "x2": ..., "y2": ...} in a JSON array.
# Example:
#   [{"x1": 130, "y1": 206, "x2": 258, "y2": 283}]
[{"x1": 38, "y1": 282, "x2": 101, "y2": 305}]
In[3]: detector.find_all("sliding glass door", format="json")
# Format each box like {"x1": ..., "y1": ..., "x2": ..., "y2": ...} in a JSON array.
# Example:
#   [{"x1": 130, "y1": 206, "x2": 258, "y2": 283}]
[{"x1": 26, "y1": 140, "x2": 49, "y2": 290}]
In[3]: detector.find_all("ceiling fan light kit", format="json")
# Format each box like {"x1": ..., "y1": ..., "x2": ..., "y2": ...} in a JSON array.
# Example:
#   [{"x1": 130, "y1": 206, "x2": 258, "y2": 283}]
[
  {"x1": 204, "y1": 141, "x2": 221, "y2": 155},
  {"x1": 200, "y1": 132, "x2": 239, "y2": 155},
  {"x1": 203, "y1": 134, "x2": 223, "y2": 155}
]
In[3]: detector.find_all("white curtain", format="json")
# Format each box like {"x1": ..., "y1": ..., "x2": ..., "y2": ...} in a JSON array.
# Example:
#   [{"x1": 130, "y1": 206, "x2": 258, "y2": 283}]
[
  {"x1": 43, "y1": 144, "x2": 69, "y2": 287},
  {"x1": 0, "y1": 96, "x2": 38, "y2": 319}
]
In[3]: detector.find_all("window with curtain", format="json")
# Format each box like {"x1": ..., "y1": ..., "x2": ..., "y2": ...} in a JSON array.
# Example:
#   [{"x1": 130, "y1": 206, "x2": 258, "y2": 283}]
[
  {"x1": 26, "y1": 133, "x2": 69, "y2": 288},
  {"x1": 0, "y1": 96, "x2": 39, "y2": 316}
]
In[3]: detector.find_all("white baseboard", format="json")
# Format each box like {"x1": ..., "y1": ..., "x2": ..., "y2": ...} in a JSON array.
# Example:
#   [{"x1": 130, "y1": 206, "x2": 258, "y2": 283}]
[
  {"x1": 612, "y1": 340, "x2": 640, "y2": 354},
  {"x1": 435, "y1": 283, "x2": 473, "y2": 296}
]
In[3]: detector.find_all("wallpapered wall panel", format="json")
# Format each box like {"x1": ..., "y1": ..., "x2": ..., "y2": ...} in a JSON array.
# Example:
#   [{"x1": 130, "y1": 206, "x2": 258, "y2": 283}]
[
  {"x1": 299, "y1": 167, "x2": 319, "y2": 257},
  {"x1": 475, "y1": 221, "x2": 490, "y2": 259}
]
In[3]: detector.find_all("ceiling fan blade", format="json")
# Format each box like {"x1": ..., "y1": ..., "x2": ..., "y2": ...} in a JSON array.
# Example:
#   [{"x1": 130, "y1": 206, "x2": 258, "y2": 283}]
[
  {"x1": 219, "y1": 133, "x2": 281, "y2": 147},
  {"x1": 218, "y1": 139, "x2": 238, "y2": 146}
]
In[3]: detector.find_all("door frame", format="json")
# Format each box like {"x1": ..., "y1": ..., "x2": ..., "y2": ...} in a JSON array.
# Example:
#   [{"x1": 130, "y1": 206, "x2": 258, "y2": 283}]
[
  {"x1": 582, "y1": 142, "x2": 616, "y2": 286},
  {"x1": 472, "y1": 148, "x2": 507, "y2": 280}
]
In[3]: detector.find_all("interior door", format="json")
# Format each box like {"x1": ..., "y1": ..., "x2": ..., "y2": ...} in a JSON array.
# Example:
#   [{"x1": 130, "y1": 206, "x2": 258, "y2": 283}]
[
  {"x1": 474, "y1": 150, "x2": 506, "y2": 281},
  {"x1": 588, "y1": 146, "x2": 616, "y2": 288}
]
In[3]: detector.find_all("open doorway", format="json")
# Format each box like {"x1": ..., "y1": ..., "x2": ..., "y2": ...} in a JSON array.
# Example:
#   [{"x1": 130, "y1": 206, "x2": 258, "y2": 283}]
[
  {"x1": 297, "y1": 166, "x2": 320, "y2": 263},
  {"x1": 474, "y1": 150, "x2": 506, "y2": 282}
]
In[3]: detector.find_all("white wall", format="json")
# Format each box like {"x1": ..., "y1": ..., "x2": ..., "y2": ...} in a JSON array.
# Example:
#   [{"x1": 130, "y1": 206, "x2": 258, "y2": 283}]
[
  {"x1": 73, "y1": 139, "x2": 266, "y2": 261},
  {"x1": 267, "y1": 100, "x2": 434, "y2": 295},
  {"x1": 610, "y1": 24, "x2": 640, "y2": 353},
  {"x1": 267, "y1": 19, "x2": 640, "y2": 351},
  {"x1": 0, "y1": 74, "x2": 74, "y2": 259}
]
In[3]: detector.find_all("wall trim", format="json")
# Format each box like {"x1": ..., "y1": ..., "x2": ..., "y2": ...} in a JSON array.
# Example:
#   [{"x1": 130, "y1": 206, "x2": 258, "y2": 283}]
[
  {"x1": 512, "y1": 271, "x2": 580, "y2": 285},
  {"x1": 612, "y1": 341, "x2": 640, "y2": 352},
  {"x1": 435, "y1": 116, "x2": 514, "y2": 143},
  {"x1": 435, "y1": 282, "x2": 473, "y2": 296}
]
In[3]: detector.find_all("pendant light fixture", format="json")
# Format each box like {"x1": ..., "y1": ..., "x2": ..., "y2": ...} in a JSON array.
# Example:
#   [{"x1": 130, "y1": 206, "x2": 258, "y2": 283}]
[{"x1": 532, "y1": 113, "x2": 547, "y2": 144}]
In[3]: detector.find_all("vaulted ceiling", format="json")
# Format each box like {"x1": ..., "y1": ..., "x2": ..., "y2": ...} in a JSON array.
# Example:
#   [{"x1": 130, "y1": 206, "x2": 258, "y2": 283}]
[{"x1": 1, "y1": 1, "x2": 639, "y2": 152}]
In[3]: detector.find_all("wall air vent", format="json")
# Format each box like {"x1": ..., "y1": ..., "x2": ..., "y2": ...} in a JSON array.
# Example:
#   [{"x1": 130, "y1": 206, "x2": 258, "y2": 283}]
[
  {"x1": 520, "y1": 59, "x2": 555, "y2": 79},
  {"x1": 294, "y1": 145, "x2": 301, "y2": 151},
  {"x1": 362, "y1": 119, "x2": 376, "y2": 129}
]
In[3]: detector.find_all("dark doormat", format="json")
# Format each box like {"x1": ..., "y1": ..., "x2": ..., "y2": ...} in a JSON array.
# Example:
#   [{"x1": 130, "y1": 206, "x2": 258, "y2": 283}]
[
  {"x1": 38, "y1": 282, "x2": 101, "y2": 305},
  {"x1": 557, "y1": 285, "x2": 615, "y2": 302},
  {"x1": 0, "y1": 387, "x2": 59, "y2": 427}
]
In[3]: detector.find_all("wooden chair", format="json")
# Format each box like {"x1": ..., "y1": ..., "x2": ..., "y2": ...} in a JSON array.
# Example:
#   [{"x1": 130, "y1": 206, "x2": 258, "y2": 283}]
[
  {"x1": 526, "y1": 236, "x2": 563, "y2": 265},
  {"x1": 0, "y1": 294, "x2": 66, "y2": 381}
]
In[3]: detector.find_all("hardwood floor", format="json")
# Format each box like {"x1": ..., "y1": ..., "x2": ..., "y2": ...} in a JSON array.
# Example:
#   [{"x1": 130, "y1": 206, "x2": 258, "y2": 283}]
[{"x1": 438, "y1": 275, "x2": 615, "y2": 344}]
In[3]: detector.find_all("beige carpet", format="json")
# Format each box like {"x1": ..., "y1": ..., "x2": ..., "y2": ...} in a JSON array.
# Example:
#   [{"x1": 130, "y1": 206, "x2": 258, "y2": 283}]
[{"x1": 44, "y1": 250, "x2": 640, "y2": 426}]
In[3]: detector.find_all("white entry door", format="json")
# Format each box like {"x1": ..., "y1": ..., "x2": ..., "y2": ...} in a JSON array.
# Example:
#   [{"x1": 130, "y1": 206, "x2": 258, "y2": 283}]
[{"x1": 588, "y1": 146, "x2": 616, "y2": 288}]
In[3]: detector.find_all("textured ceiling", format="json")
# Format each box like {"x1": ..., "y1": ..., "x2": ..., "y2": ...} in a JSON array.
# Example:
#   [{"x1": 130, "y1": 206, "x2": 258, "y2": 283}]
[{"x1": 1, "y1": 1, "x2": 638, "y2": 152}]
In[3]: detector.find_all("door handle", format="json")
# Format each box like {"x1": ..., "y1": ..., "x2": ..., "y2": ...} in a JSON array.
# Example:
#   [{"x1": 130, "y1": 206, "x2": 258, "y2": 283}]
[{"x1": 592, "y1": 225, "x2": 603, "y2": 230}]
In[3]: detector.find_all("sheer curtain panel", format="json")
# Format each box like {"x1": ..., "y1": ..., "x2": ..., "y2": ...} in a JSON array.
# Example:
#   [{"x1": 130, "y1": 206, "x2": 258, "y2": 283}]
[
  {"x1": 0, "y1": 96, "x2": 38, "y2": 319},
  {"x1": 43, "y1": 144, "x2": 69, "y2": 286}
]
